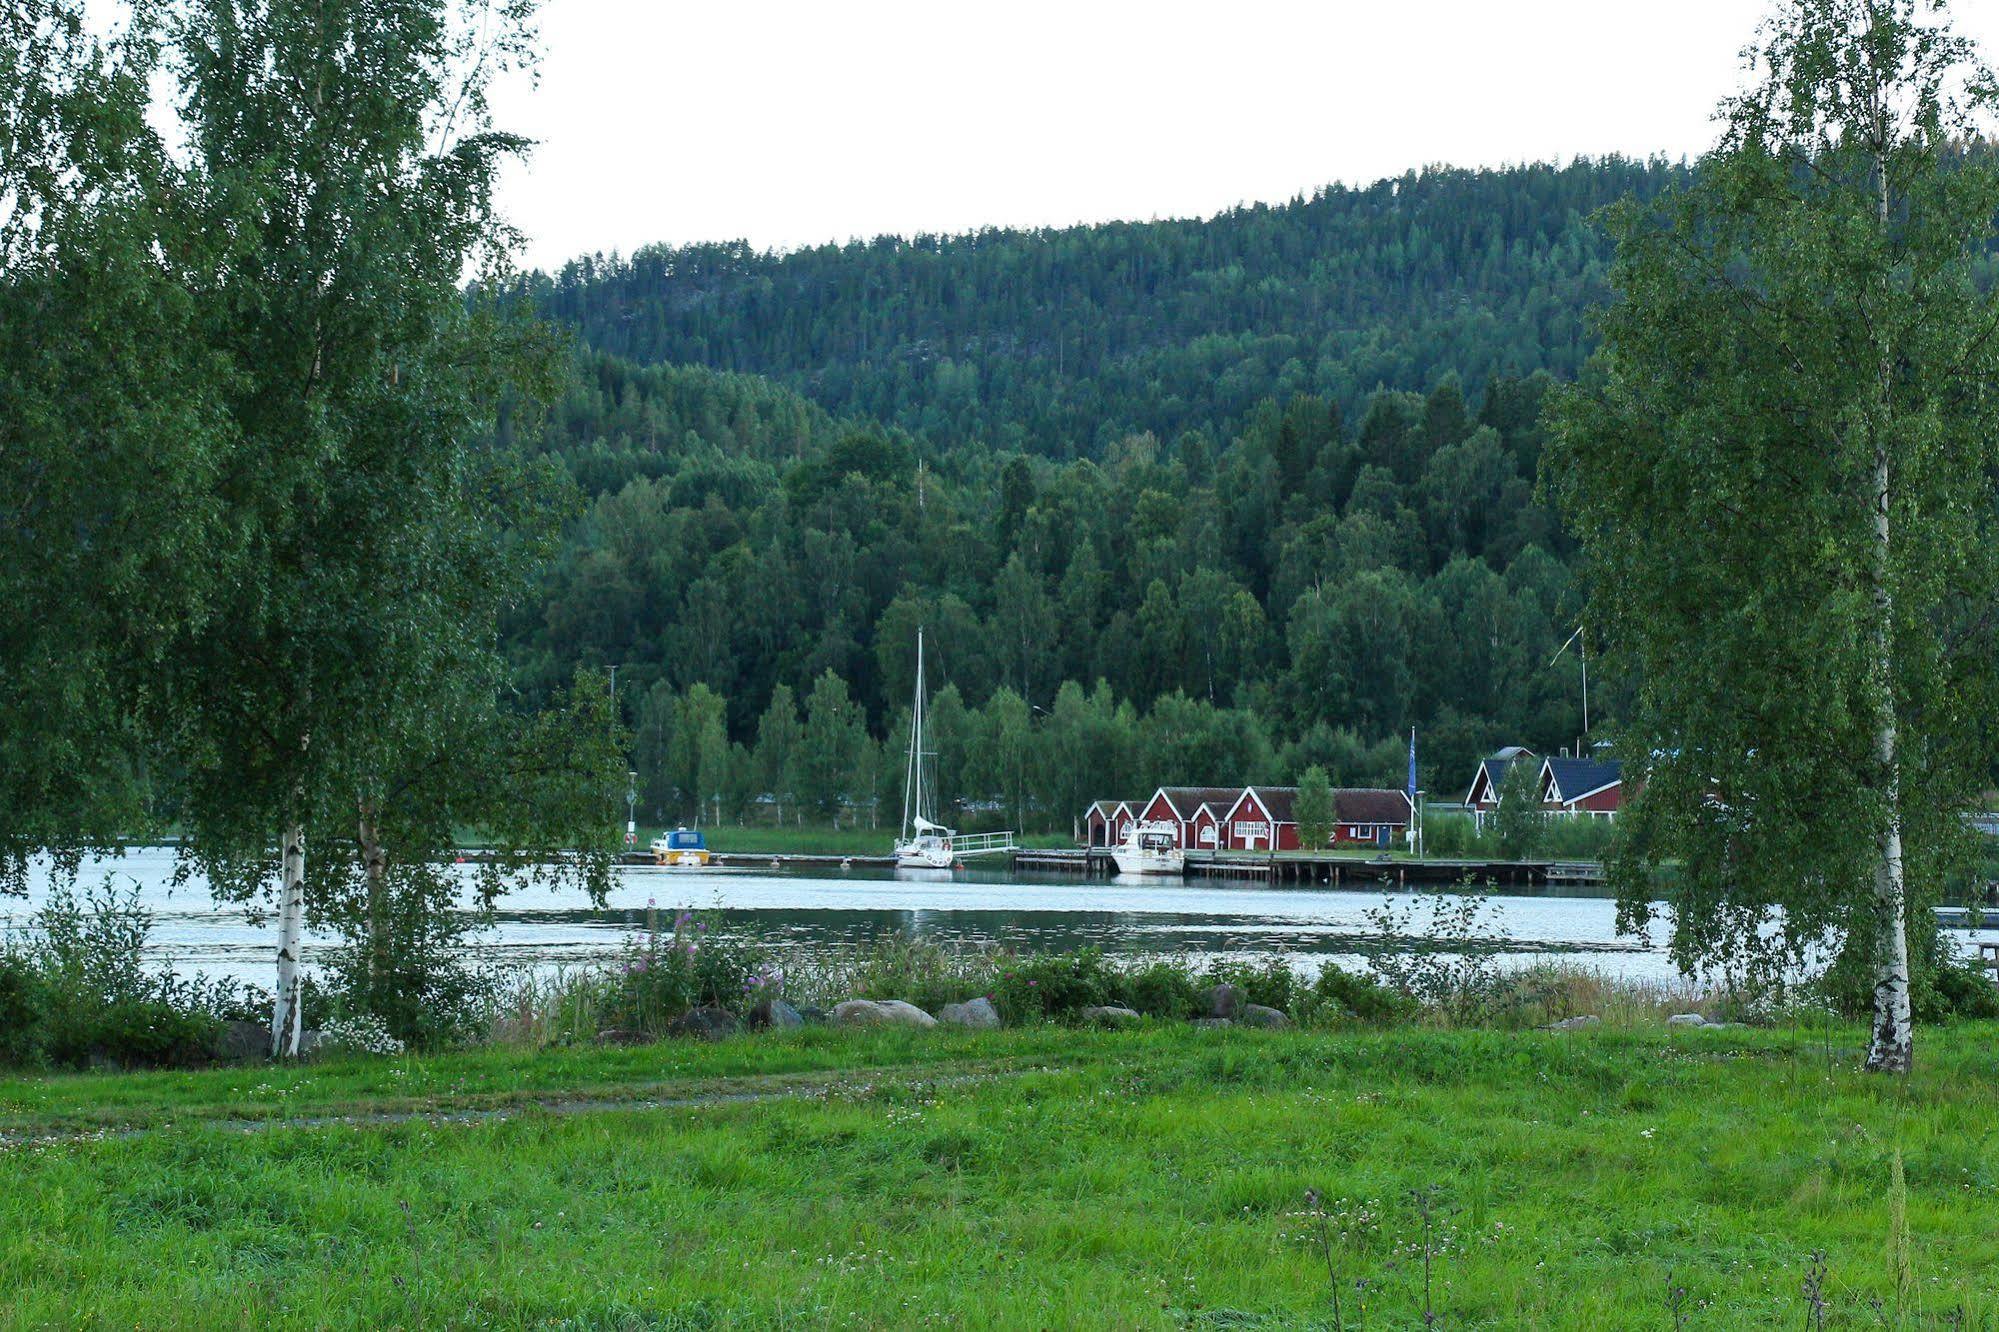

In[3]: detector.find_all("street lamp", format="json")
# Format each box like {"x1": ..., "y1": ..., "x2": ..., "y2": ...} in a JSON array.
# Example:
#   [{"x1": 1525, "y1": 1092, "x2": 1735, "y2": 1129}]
[{"x1": 626, "y1": 769, "x2": 638, "y2": 849}]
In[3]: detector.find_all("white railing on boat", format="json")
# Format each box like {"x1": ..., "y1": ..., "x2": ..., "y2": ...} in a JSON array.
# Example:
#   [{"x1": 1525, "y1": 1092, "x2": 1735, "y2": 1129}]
[{"x1": 951, "y1": 831, "x2": 1017, "y2": 856}]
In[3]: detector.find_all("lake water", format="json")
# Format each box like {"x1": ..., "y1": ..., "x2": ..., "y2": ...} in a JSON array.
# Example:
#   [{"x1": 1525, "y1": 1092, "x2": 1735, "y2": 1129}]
[{"x1": 6, "y1": 847, "x2": 1994, "y2": 992}]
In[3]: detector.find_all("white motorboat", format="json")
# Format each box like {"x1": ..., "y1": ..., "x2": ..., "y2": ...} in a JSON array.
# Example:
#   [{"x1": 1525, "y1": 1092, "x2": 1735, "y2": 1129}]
[{"x1": 1111, "y1": 820, "x2": 1185, "y2": 875}]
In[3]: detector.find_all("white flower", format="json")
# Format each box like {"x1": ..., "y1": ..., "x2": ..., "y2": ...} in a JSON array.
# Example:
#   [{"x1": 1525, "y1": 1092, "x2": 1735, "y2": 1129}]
[{"x1": 322, "y1": 1013, "x2": 406, "y2": 1057}]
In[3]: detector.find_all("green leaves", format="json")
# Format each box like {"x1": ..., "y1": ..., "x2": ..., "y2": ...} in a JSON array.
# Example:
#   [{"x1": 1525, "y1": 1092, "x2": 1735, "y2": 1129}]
[{"x1": 1545, "y1": 0, "x2": 1999, "y2": 988}]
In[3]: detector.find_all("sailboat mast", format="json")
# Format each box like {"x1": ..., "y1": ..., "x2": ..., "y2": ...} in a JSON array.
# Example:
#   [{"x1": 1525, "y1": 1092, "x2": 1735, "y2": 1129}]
[{"x1": 902, "y1": 628, "x2": 924, "y2": 840}]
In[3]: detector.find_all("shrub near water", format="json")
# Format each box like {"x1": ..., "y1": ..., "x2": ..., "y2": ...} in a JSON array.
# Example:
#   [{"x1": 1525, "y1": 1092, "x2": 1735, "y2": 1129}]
[
  {"x1": 597, "y1": 907, "x2": 774, "y2": 1032},
  {"x1": 1, "y1": 880, "x2": 236, "y2": 1069}
]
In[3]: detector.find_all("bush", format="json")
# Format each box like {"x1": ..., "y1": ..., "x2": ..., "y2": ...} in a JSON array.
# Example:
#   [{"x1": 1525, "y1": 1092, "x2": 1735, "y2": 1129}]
[
  {"x1": 1203, "y1": 956, "x2": 1302, "y2": 1012},
  {"x1": 1928, "y1": 957, "x2": 1999, "y2": 1021},
  {"x1": 43, "y1": 999, "x2": 217, "y2": 1070},
  {"x1": 0, "y1": 953, "x2": 49, "y2": 1066},
  {"x1": 1117, "y1": 958, "x2": 1204, "y2": 1018},
  {"x1": 992, "y1": 948, "x2": 1118, "y2": 1022},
  {"x1": 838, "y1": 934, "x2": 1001, "y2": 1015},
  {"x1": 320, "y1": 861, "x2": 496, "y2": 1050},
  {"x1": 600, "y1": 908, "x2": 772, "y2": 1032},
  {"x1": 1819, "y1": 927, "x2": 1999, "y2": 1023},
  {"x1": 4, "y1": 879, "x2": 234, "y2": 1071},
  {"x1": 1310, "y1": 964, "x2": 1421, "y2": 1024}
]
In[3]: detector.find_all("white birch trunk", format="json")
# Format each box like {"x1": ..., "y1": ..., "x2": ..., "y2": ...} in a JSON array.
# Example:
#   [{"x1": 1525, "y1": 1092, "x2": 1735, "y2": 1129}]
[
  {"x1": 359, "y1": 799, "x2": 390, "y2": 1010},
  {"x1": 1863, "y1": 133, "x2": 1913, "y2": 1074},
  {"x1": 271, "y1": 817, "x2": 307, "y2": 1058}
]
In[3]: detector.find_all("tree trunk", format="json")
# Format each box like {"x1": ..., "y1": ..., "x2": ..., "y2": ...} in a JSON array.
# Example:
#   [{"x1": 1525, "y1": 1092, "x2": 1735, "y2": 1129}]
[
  {"x1": 271, "y1": 815, "x2": 307, "y2": 1057},
  {"x1": 359, "y1": 797, "x2": 390, "y2": 1014},
  {"x1": 1863, "y1": 430, "x2": 1912, "y2": 1073},
  {"x1": 1863, "y1": 136, "x2": 1913, "y2": 1075}
]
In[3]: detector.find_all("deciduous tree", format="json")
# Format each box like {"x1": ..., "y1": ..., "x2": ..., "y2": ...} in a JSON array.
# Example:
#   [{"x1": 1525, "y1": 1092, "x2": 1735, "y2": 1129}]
[{"x1": 1546, "y1": 0, "x2": 1999, "y2": 1072}]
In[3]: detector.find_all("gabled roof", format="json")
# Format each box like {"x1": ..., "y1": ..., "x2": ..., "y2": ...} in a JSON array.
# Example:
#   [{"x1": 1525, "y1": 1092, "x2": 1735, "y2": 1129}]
[
  {"x1": 1465, "y1": 749, "x2": 1535, "y2": 805},
  {"x1": 1333, "y1": 788, "x2": 1414, "y2": 825},
  {"x1": 1088, "y1": 799, "x2": 1139, "y2": 818},
  {"x1": 1542, "y1": 756, "x2": 1622, "y2": 804},
  {"x1": 1222, "y1": 786, "x2": 1286, "y2": 825},
  {"x1": 1227, "y1": 786, "x2": 1412, "y2": 826},
  {"x1": 1153, "y1": 786, "x2": 1248, "y2": 819}
]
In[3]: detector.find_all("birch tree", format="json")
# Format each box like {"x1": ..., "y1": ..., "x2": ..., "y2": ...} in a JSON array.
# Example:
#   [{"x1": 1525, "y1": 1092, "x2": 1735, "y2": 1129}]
[
  {"x1": 1546, "y1": 0, "x2": 1999, "y2": 1072},
  {"x1": 141, "y1": 0, "x2": 618, "y2": 1054},
  {"x1": 0, "y1": 2, "x2": 229, "y2": 890}
]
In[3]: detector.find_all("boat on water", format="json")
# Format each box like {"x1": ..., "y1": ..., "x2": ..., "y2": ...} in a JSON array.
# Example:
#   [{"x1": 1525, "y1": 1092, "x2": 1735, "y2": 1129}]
[
  {"x1": 1111, "y1": 820, "x2": 1185, "y2": 875},
  {"x1": 892, "y1": 629, "x2": 1019, "y2": 870},
  {"x1": 893, "y1": 628, "x2": 959, "y2": 869},
  {"x1": 651, "y1": 827, "x2": 712, "y2": 867}
]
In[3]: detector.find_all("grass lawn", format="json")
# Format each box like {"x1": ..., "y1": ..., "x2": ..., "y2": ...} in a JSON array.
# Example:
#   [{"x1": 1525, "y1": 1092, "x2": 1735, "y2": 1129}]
[{"x1": 3, "y1": 1023, "x2": 1997, "y2": 1329}]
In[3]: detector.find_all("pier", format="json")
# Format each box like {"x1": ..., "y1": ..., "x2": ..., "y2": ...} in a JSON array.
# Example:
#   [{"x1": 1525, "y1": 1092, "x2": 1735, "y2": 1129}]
[{"x1": 1004, "y1": 848, "x2": 1607, "y2": 887}]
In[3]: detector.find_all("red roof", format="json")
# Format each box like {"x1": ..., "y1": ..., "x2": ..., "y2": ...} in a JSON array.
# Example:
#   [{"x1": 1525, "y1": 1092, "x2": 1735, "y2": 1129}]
[
  {"x1": 1154, "y1": 786, "x2": 1249, "y2": 818},
  {"x1": 1230, "y1": 786, "x2": 1411, "y2": 826}
]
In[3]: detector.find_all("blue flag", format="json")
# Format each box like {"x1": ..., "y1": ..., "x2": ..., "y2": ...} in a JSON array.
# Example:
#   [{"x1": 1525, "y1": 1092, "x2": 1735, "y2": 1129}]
[{"x1": 1407, "y1": 727, "x2": 1418, "y2": 801}]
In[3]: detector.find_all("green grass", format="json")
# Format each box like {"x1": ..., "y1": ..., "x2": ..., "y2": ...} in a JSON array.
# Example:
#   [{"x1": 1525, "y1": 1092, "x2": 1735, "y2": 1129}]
[{"x1": 3, "y1": 1023, "x2": 1998, "y2": 1329}]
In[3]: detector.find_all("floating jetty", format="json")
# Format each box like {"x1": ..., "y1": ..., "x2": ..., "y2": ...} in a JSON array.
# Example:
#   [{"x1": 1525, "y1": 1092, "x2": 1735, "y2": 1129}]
[
  {"x1": 1009, "y1": 848, "x2": 1605, "y2": 887},
  {"x1": 593, "y1": 845, "x2": 1603, "y2": 884},
  {"x1": 615, "y1": 850, "x2": 897, "y2": 870}
]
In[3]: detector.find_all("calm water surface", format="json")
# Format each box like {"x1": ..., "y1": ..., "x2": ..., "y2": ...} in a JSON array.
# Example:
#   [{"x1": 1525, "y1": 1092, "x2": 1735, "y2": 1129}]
[{"x1": 7, "y1": 847, "x2": 1994, "y2": 990}]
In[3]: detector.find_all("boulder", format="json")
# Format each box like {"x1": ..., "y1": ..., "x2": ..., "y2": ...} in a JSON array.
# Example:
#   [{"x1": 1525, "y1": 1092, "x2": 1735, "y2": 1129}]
[
  {"x1": 1665, "y1": 1013, "x2": 1707, "y2": 1028},
  {"x1": 937, "y1": 997, "x2": 1001, "y2": 1029},
  {"x1": 666, "y1": 1005, "x2": 741, "y2": 1042},
  {"x1": 212, "y1": 1019, "x2": 270, "y2": 1064},
  {"x1": 1238, "y1": 1004, "x2": 1293, "y2": 1030},
  {"x1": 831, "y1": 999, "x2": 938, "y2": 1029},
  {"x1": 794, "y1": 1005, "x2": 829, "y2": 1025},
  {"x1": 1079, "y1": 1005, "x2": 1141, "y2": 1027},
  {"x1": 746, "y1": 998, "x2": 805, "y2": 1031},
  {"x1": 594, "y1": 1028, "x2": 652, "y2": 1047},
  {"x1": 295, "y1": 1029, "x2": 326, "y2": 1058},
  {"x1": 1539, "y1": 1014, "x2": 1600, "y2": 1032},
  {"x1": 1191, "y1": 1017, "x2": 1235, "y2": 1029},
  {"x1": 1203, "y1": 984, "x2": 1242, "y2": 1020}
]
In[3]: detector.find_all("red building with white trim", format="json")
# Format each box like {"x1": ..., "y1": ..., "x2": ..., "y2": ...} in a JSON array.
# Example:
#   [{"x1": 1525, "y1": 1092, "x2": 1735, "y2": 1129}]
[
  {"x1": 1538, "y1": 756, "x2": 1625, "y2": 817},
  {"x1": 1463, "y1": 746, "x2": 1537, "y2": 828},
  {"x1": 1084, "y1": 800, "x2": 1140, "y2": 847},
  {"x1": 1134, "y1": 787, "x2": 1247, "y2": 849},
  {"x1": 1222, "y1": 786, "x2": 1414, "y2": 851},
  {"x1": 1086, "y1": 784, "x2": 1415, "y2": 850}
]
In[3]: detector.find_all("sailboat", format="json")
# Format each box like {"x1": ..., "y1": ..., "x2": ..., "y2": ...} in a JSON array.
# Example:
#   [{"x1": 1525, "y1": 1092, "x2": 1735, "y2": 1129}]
[{"x1": 893, "y1": 627, "x2": 958, "y2": 869}]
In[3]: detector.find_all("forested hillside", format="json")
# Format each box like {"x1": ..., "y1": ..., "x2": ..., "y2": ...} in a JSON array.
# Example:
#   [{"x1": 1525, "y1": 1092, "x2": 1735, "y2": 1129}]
[
  {"x1": 515, "y1": 159, "x2": 1682, "y2": 455},
  {"x1": 505, "y1": 162, "x2": 1661, "y2": 829}
]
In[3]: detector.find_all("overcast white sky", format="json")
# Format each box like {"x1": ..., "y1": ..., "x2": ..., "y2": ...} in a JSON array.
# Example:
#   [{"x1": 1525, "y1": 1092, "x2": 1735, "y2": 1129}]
[{"x1": 479, "y1": 1, "x2": 1999, "y2": 272}]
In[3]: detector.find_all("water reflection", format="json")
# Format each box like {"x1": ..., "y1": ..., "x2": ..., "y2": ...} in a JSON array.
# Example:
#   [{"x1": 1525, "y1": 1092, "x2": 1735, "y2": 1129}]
[{"x1": 5, "y1": 846, "x2": 1992, "y2": 989}]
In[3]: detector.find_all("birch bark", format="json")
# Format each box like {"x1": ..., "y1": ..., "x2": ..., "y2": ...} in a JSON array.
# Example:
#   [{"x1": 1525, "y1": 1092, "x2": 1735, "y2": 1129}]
[
  {"x1": 270, "y1": 815, "x2": 307, "y2": 1057},
  {"x1": 1863, "y1": 129, "x2": 1913, "y2": 1074}
]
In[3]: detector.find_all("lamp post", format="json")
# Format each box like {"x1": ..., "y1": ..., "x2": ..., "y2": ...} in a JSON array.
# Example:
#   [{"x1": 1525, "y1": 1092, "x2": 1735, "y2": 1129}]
[{"x1": 626, "y1": 769, "x2": 638, "y2": 849}]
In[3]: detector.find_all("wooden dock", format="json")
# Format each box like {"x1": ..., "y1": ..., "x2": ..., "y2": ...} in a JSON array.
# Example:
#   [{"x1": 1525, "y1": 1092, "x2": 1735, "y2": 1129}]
[
  {"x1": 614, "y1": 850, "x2": 900, "y2": 870},
  {"x1": 1006, "y1": 849, "x2": 1607, "y2": 887},
  {"x1": 1013, "y1": 846, "x2": 1117, "y2": 876}
]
